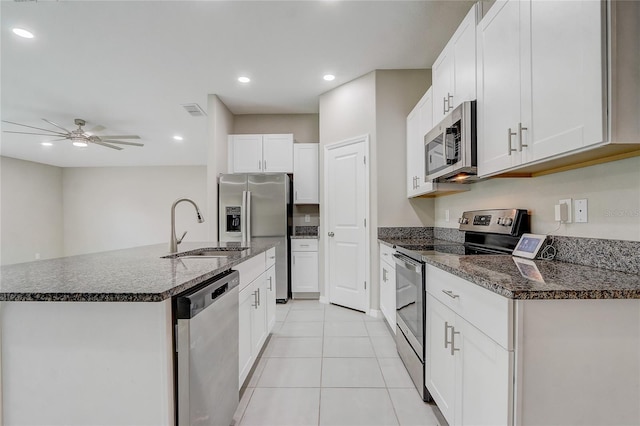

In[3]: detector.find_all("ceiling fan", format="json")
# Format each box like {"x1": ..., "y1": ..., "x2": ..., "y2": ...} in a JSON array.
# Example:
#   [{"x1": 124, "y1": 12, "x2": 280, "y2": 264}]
[{"x1": 1, "y1": 118, "x2": 143, "y2": 150}]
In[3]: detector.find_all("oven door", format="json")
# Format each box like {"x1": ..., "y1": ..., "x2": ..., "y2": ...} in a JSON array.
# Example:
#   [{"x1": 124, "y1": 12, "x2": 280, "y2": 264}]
[{"x1": 393, "y1": 252, "x2": 425, "y2": 360}]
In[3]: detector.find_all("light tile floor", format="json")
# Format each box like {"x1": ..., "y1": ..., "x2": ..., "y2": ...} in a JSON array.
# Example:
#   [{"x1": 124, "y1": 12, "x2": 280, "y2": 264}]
[{"x1": 233, "y1": 300, "x2": 445, "y2": 426}]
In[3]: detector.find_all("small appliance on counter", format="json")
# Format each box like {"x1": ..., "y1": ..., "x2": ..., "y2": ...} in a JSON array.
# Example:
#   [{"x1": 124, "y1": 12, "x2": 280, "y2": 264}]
[
  {"x1": 218, "y1": 173, "x2": 292, "y2": 302},
  {"x1": 393, "y1": 208, "x2": 530, "y2": 402}
]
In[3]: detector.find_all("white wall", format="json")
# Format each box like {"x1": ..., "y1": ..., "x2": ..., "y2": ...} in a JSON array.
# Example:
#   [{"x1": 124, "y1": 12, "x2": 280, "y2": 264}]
[
  {"x1": 1, "y1": 156, "x2": 64, "y2": 265},
  {"x1": 62, "y1": 166, "x2": 208, "y2": 256},
  {"x1": 434, "y1": 156, "x2": 640, "y2": 241},
  {"x1": 207, "y1": 94, "x2": 235, "y2": 241},
  {"x1": 234, "y1": 114, "x2": 319, "y2": 143}
]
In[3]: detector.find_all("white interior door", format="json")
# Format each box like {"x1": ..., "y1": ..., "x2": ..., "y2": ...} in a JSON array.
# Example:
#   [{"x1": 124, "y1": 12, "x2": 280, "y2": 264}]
[{"x1": 324, "y1": 136, "x2": 369, "y2": 312}]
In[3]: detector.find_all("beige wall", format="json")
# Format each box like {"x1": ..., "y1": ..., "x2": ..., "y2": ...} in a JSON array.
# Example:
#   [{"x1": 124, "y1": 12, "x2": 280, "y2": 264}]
[
  {"x1": 233, "y1": 114, "x2": 319, "y2": 144},
  {"x1": 207, "y1": 94, "x2": 235, "y2": 240},
  {"x1": 375, "y1": 69, "x2": 435, "y2": 227},
  {"x1": 62, "y1": 166, "x2": 208, "y2": 256},
  {"x1": 435, "y1": 156, "x2": 640, "y2": 241},
  {"x1": 1, "y1": 157, "x2": 64, "y2": 265}
]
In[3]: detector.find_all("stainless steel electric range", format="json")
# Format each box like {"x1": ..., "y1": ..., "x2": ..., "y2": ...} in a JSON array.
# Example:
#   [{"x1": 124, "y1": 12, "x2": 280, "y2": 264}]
[{"x1": 394, "y1": 209, "x2": 529, "y2": 402}]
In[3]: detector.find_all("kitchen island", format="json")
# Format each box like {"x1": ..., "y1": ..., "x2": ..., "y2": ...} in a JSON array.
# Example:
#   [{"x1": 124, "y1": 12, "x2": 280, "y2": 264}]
[{"x1": 0, "y1": 240, "x2": 277, "y2": 426}]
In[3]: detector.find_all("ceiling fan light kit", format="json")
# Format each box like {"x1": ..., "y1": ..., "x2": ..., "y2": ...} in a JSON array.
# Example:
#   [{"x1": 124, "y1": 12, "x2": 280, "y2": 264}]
[{"x1": 1, "y1": 118, "x2": 143, "y2": 151}]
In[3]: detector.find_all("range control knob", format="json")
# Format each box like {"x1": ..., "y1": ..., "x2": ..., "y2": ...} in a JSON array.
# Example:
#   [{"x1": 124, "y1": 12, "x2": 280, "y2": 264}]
[
  {"x1": 504, "y1": 217, "x2": 513, "y2": 226},
  {"x1": 497, "y1": 217, "x2": 504, "y2": 225},
  {"x1": 458, "y1": 217, "x2": 469, "y2": 225}
]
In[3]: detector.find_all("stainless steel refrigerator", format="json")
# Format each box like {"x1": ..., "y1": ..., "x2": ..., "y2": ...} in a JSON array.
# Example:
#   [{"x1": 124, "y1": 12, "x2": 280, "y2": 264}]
[{"x1": 218, "y1": 173, "x2": 291, "y2": 301}]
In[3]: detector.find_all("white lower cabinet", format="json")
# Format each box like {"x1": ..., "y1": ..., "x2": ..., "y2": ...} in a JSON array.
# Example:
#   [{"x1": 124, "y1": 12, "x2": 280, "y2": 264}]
[
  {"x1": 426, "y1": 264, "x2": 513, "y2": 426},
  {"x1": 378, "y1": 243, "x2": 396, "y2": 332},
  {"x1": 291, "y1": 239, "x2": 319, "y2": 294},
  {"x1": 236, "y1": 250, "x2": 276, "y2": 387}
]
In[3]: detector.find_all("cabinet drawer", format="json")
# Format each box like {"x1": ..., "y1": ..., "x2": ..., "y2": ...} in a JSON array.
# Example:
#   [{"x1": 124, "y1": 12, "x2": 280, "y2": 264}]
[
  {"x1": 236, "y1": 253, "x2": 266, "y2": 291},
  {"x1": 426, "y1": 265, "x2": 513, "y2": 350},
  {"x1": 291, "y1": 239, "x2": 318, "y2": 251},
  {"x1": 266, "y1": 248, "x2": 276, "y2": 268},
  {"x1": 379, "y1": 243, "x2": 396, "y2": 266}
]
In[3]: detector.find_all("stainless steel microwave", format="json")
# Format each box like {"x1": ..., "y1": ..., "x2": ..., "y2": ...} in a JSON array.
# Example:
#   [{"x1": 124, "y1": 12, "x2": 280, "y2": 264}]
[{"x1": 424, "y1": 100, "x2": 477, "y2": 182}]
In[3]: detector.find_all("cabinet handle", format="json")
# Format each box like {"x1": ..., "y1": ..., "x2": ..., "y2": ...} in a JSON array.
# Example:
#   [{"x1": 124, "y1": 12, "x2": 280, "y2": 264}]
[
  {"x1": 451, "y1": 328, "x2": 460, "y2": 356},
  {"x1": 447, "y1": 93, "x2": 454, "y2": 112},
  {"x1": 268, "y1": 276, "x2": 273, "y2": 291},
  {"x1": 382, "y1": 268, "x2": 387, "y2": 282},
  {"x1": 518, "y1": 122, "x2": 528, "y2": 151},
  {"x1": 263, "y1": 160, "x2": 267, "y2": 170},
  {"x1": 442, "y1": 289, "x2": 460, "y2": 299},
  {"x1": 444, "y1": 321, "x2": 454, "y2": 349},
  {"x1": 257, "y1": 288, "x2": 261, "y2": 306},
  {"x1": 258, "y1": 160, "x2": 262, "y2": 170},
  {"x1": 507, "y1": 128, "x2": 517, "y2": 156},
  {"x1": 443, "y1": 97, "x2": 448, "y2": 115},
  {"x1": 252, "y1": 290, "x2": 259, "y2": 308},
  {"x1": 300, "y1": 244, "x2": 309, "y2": 247},
  {"x1": 295, "y1": 191, "x2": 298, "y2": 201}
]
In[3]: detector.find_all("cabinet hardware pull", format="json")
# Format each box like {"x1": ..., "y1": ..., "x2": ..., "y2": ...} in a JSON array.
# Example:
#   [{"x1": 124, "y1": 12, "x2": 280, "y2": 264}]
[
  {"x1": 444, "y1": 321, "x2": 454, "y2": 349},
  {"x1": 300, "y1": 244, "x2": 309, "y2": 247},
  {"x1": 252, "y1": 290, "x2": 258, "y2": 308},
  {"x1": 443, "y1": 97, "x2": 448, "y2": 115},
  {"x1": 442, "y1": 289, "x2": 459, "y2": 299},
  {"x1": 257, "y1": 288, "x2": 261, "y2": 305},
  {"x1": 258, "y1": 160, "x2": 262, "y2": 170},
  {"x1": 451, "y1": 328, "x2": 460, "y2": 356},
  {"x1": 507, "y1": 128, "x2": 517, "y2": 156},
  {"x1": 268, "y1": 276, "x2": 273, "y2": 291},
  {"x1": 295, "y1": 191, "x2": 298, "y2": 201},
  {"x1": 382, "y1": 268, "x2": 387, "y2": 282},
  {"x1": 264, "y1": 160, "x2": 267, "y2": 170},
  {"x1": 518, "y1": 122, "x2": 528, "y2": 151},
  {"x1": 447, "y1": 93, "x2": 454, "y2": 111}
]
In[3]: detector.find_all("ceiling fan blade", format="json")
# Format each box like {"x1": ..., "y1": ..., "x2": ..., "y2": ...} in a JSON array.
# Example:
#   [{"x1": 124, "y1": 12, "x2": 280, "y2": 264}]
[
  {"x1": 41, "y1": 118, "x2": 72, "y2": 133},
  {"x1": 97, "y1": 135, "x2": 141, "y2": 139},
  {"x1": 91, "y1": 141, "x2": 123, "y2": 150},
  {"x1": 100, "y1": 139, "x2": 144, "y2": 147},
  {"x1": 2, "y1": 120, "x2": 67, "y2": 136},
  {"x1": 3, "y1": 130, "x2": 69, "y2": 137},
  {"x1": 87, "y1": 125, "x2": 105, "y2": 134}
]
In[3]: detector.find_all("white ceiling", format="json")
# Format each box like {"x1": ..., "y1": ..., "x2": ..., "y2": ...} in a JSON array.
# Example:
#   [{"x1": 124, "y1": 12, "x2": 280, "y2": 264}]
[{"x1": 1, "y1": 0, "x2": 474, "y2": 167}]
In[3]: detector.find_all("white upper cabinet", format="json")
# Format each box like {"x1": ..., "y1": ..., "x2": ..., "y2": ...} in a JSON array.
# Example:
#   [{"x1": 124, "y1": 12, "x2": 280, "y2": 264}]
[
  {"x1": 432, "y1": 4, "x2": 478, "y2": 125},
  {"x1": 406, "y1": 88, "x2": 433, "y2": 198},
  {"x1": 228, "y1": 134, "x2": 294, "y2": 174},
  {"x1": 293, "y1": 143, "x2": 319, "y2": 204},
  {"x1": 478, "y1": 0, "x2": 605, "y2": 177}
]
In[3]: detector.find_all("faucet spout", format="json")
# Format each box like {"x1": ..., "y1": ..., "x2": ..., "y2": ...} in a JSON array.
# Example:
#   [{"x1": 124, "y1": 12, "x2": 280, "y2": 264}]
[{"x1": 170, "y1": 198, "x2": 205, "y2": 253}]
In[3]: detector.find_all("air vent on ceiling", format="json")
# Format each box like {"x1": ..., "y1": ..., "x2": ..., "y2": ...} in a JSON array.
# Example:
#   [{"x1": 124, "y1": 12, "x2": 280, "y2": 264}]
[{"x1": 181, "y1": 103, "x2": 207, "y2": 117}]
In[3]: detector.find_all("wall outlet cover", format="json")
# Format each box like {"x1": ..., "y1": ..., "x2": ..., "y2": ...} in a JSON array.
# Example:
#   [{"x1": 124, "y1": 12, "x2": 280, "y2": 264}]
[{"x1": 575, "y1": 199, "x2": 588, "y2": 223}]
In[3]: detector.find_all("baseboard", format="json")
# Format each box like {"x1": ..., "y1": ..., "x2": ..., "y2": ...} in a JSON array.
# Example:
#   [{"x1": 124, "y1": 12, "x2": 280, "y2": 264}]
[
  {"x1": 319, "y1": 296, "x2": 329, "y2": 305},
  {"x1": 368, "y1": 309, "x2": 383, "y2": 319}
]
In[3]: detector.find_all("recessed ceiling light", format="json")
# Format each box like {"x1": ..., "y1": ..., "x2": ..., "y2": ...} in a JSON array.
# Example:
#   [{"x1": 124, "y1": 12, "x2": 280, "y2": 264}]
[
  {"x1": 323, "y1": 74, "x2": 336, "y2": 81},
  {"x1": 12, "y1": 28, "x2": 34, "y2": 39},
  {"x1": 41, "y1": 142, "x2": 53, "y2": 147},
  {"x1": 173, "y1": 135, "x2": 184, "y2": 141},
  {"x1": 238, "y1": 76, "x2": 251, "y2": 83}
]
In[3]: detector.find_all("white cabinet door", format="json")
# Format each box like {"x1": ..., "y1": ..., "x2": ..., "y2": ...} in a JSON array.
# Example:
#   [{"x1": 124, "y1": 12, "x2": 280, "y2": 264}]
[
  {"x1": 265, "y1": 265, "x2": 276, "y2": 332},
  {"x1": 238, "y1": 283, "x2": 254, "y2": 387},
  {"x1": 293, "y1": 143, "x2": 319, "y2": 204},
  {"x1": 263, "y1": 134, "x2": 293, "y2": 173},
  {"x1": 477, "y1": 0, "x2": 524, "y2": 177},
  {"x1": 432, "y1": 50, "x2": 454, "y2": 125},
  {"x1": 452, "y1": 5, "x2": 477, "y2": 108},
  {"x1": 426, "y1": 294, "x2": 457, "y2": 424},
  {"x1": 455, "y1": 316, "x2": 512, "y2": 426},
  {"x1": 407, "y1": 88, "x2": 433, "y2": 198},
  {"x1": 251, "y1": 273, "x2": 268, "y2": 356},
  {"x1": 527, "y1": 0, "x2": 605, "y2": 162},
  {"x1": 291, "y1": 251, "x2": 319, "y2": 293},
  {"x1": 379, "y1": 259, "x2": 396, "y2": 332},
  {"x1": 230, "y1": 134, "x2": 263, "y2": 173}
]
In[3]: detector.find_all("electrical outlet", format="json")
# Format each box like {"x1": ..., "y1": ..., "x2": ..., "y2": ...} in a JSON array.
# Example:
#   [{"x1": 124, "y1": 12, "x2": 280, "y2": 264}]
[
  {"x1": 559, "y1": 198, "x2": 572, "y2": 223},
  {"x1": 575, "y1": 199, "x2": 588, "y2": 223},
  {"x1": 304, "y1": 214, "x2": 311, "y2": 223}
]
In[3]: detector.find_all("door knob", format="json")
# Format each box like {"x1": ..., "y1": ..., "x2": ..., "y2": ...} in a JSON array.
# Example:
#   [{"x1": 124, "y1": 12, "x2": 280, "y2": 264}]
[{"x1": 328, "y1": 232, "x2": 335, "y2": 237}]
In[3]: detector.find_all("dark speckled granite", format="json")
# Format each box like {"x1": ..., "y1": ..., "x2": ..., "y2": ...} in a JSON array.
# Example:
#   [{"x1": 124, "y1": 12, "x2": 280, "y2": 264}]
[
  {"x1": 294, "y1": 226, "x2": 318, "y2": 236},
  {"x1": 552, "y1": 236, "x2": 640, "y2": 275},
  {"x1": 378, "y1": 227, "x2": 434, "y2": 239},
  {"x1": 422, "y1": 253, "x2": 640, "y2": 300},
  {"x1": 0, "y1": 240, "x2": 278, "y2": 302}
]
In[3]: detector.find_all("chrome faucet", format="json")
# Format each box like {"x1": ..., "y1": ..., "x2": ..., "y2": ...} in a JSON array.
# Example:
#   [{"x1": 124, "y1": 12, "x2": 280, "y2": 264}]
[{"x1": 170, "y1": 198, "x2": 205, "y2": 253}]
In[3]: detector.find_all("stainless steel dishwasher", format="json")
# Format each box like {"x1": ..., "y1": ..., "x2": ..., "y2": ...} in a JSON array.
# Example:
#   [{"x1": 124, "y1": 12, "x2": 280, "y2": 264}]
[{"x1": 175, "y1": 269, "x2": 240, "y2": 426}]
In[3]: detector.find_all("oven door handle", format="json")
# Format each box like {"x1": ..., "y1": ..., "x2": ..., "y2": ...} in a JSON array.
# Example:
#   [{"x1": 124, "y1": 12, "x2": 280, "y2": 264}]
[{"x1": 392, "y1": 253, "x2": 422, "y2": 273}]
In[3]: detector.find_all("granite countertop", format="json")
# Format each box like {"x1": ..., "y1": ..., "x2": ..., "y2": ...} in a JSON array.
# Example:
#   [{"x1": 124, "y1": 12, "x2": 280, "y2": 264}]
[
  {"x1": 291, "y1": 235, "x2": 319, "y2": 240},
  {"x1": 0, "y1": 240, "x2": 278, "y2": 302},
  {"x1": 378, "y1": 237, "x2": 462, "y2": 249},
  {"x1": 422, "y1": 253, "x2": 640, "y2": 300}
]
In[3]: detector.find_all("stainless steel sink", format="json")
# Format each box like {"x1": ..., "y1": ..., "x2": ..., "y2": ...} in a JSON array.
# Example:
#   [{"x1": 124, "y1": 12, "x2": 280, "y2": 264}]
[{"x1": 163, "y1": 247, "x2": 249, "y2": 259}]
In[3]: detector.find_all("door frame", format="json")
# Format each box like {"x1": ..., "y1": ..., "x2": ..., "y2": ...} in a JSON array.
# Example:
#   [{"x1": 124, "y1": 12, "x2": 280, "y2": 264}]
[{"x1": 322, "y1": 134, "x2": 371, "y2": 313}]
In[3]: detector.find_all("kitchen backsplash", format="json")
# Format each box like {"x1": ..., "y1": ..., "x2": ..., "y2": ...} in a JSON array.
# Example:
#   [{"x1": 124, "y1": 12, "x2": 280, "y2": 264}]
[
  {"x1": 378, "y1": 227, "x2": 640, "y2": 275},
  {"x1": 294, "y1": 225, "x2": 319, "y2": 236}
]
